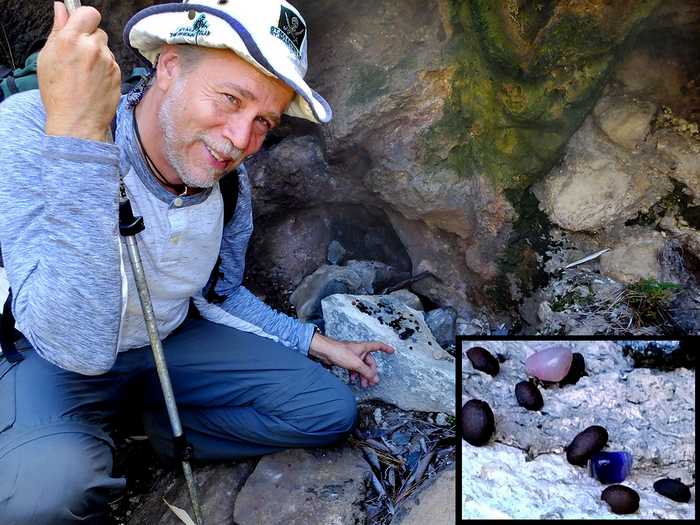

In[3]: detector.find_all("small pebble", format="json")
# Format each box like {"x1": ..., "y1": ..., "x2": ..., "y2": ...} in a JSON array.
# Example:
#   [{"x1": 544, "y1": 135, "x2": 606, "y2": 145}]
[
  {"x1": 601, "y1": 485, "x2": 639, "y2": 514},
  {"x1": 560, "y1": 352, "x2": 587, "y2": 386},
  {"x1": 466, "y1": 346, "x2": 500, "y2": 376},
  {"x1": 653, "y1": 478, "x2": 691, "y2": 503},
  {"x1": 515, "y1": 380, "x2": 543, "y2": 410},
  {"x1": 525, "y1": 346, "x2": 573, "y2": 382},
  {"x1": 462, "y1": 399, "x2": 495, "y2": 447},
  {"x1": 566, "y1": 425, "x2": 608, "y2": 466}
]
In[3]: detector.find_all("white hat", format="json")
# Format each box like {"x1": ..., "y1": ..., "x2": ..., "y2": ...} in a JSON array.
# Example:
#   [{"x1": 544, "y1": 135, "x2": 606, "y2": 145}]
[{"x1": 124, "y1": 0, "x2": 331, "y2": 123}]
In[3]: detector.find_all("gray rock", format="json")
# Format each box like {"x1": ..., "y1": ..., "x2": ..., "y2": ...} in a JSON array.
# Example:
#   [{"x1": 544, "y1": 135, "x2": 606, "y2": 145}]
[
  {"x1": 291, "y1": 260, "x2": 406, "y2": 321},
  {"x1": 396, "y1": 467, "x2": 455, "y2": 525},
  {"x1": 326, "y1": 240, "x2": 347, "y2": 265},
  {"x1": 462, "y1": 340, "x2": 695, "y2": 519},
  {"x1": 425, "y1": 307, "x2": 457, "y2": 347},
  {"x1": 655, "y1": 128, "x2": 700, "y2": 205},
  {"x1": 322, "y1": 294, "x2": 455, "y2": 415},
  {"x1": 668, "y1": 288, "x2": 700, "y2": 335},
  {"x1": 592, "y1": 93, "x2": 658, "y2": 149},
  {"x1": 599, "y1": 231, "x2": 676, "y2": 284},
  {"x1": 456, "y1": 316, "x2": 489, "y2": 336},
  {"x1": 234, "y1": 448, "x2": 369, "y2": 525},
  {"x1": 127, "y1": 461, "x2": 255, "y2": 525},
  {"x1": 388, "y1": 289, "x2": 424, "y2": 311},
  {"x1": 537, "y1": 118, "x2": 674, "y2": 232},
  {"x1": 290, "y1": 266, "x2": 359, "y2": 321}
]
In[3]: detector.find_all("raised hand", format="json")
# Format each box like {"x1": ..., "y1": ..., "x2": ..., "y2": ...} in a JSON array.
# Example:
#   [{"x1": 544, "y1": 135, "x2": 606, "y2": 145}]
[{"x1": 38, "y1": 2, "x2": 121, "y2": 141}]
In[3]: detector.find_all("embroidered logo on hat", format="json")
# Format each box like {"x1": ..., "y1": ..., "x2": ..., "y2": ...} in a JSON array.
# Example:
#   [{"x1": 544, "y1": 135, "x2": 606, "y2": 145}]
[
  {"x1": 170, "y1": 13, "x2": 211, "y2": 43},
  {"x1": 270, "y1": 6, "x2": 306, "y2": 59}
]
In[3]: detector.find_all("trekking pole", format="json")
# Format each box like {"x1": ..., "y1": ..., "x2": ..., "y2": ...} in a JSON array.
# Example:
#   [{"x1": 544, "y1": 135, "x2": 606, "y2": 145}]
[
  {"x1": 64, "y1": 2, "x2": 204, "y2": 524},
  {"x1": 118, "y1": 193, "x2": 204, "y2": 525}
]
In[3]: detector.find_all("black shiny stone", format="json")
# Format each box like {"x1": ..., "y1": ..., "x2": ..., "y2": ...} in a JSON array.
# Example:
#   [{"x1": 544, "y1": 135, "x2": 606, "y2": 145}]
[
  {"x1": 601, "y1": 485, "x2": 640, "y2": 514},
  {"x1": 515, "y1": 380, "x2": 543, "y2": 410},
  {"x1": 566, "y1": 425, "x2": 608, "y2": 466},
  {"x1": 461, "y1": 399, "x2": 495, "y2": 447},
  {"x1": 466, "y1": 346, "x2": 500, "y2": 376},
  {"x1": 653, "y1": 478, "x2": 691, "y2": 503},
  {"x1": 559, "y1": 352, "x2": 587, "y2": 386}
]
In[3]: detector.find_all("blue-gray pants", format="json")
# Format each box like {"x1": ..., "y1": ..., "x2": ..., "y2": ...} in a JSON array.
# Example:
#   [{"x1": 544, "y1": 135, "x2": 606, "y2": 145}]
[{"x1": 0, "y1": 317, "x2": 357, "y2": 524}]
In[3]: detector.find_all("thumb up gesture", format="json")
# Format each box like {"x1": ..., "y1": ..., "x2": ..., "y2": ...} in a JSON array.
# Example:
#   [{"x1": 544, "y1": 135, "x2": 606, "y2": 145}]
[{"x1": 38, "y1": 2, "x2": 121, "y2": 142}]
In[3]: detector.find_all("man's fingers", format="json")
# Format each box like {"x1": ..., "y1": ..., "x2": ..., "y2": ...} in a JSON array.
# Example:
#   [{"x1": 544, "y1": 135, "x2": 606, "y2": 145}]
[
  {"x1": 365, "y1": 342, "x2": 395, "y2": 355},
  {"x1": 354, "y1": 359, "x2": 377, "y2": 386},
  {"x1": 364, "y1": 354, "x2": 379, "y2": 386},
  {"x1": 94, "y1": 28, "x2": 109, "y2": 49},
  {"x1": 63, "y1": 5, "x2": 103, "y2": 36},
  {"x1": 50, "y1": 2, "x2": 69, "y2": 35}
]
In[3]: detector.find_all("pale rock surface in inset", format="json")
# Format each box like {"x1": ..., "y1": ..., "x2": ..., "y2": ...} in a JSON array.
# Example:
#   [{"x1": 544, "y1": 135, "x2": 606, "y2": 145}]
[
  {"x1": 234, "y1": 448, "x2": 369, "y2": 525},
  {"x1": 462, "y1": 443, "x2": 694, "y2": 519},
  {"x1": 462, "y1": 340, "x2": 695, "y2": 519},
  {"x1": 323, "y1": 294, "x2": 455, "y2": 415}
]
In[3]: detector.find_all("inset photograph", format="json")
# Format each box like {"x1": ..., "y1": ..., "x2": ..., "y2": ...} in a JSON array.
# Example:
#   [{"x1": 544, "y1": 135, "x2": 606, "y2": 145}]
[{"x1": 460, "y1": 339, "x2": 695, "y2": 519}]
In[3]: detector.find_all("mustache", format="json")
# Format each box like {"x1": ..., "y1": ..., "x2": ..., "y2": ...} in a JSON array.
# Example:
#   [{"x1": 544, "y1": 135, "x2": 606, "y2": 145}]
[{"x1": 203, "y1": 136, "x2": 245, "y2": 164}]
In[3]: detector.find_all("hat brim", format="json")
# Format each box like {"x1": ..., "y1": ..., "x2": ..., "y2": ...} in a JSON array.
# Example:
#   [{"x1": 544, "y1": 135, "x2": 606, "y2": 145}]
[{"x1": 124, "y1": 3, "x2": 332, "y2": 124}]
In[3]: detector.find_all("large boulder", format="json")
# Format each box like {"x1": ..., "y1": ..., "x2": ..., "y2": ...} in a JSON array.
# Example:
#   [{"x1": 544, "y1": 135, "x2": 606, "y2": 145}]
[
  {"x1": 396, "y1": 467, "x2": 455, "y2": 525},
  {"x1": 126, "y1": 461, "x2": 255, "y2": 525},
  {"x1": 598, "y1": 231, "x2": 679, "y2": 284},
  {"x1": 322, "y1": 294, "x2": 455, "y2": 415},
  {"x1": 536, "y1": 114, "x2": 674, "y2": 232},
  {"x1": 233, "y1": 448, "x2": 369, "y2": 525}
]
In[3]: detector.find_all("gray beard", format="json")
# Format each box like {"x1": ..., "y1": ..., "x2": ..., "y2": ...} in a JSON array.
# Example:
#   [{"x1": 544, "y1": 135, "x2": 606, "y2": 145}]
[{"x1": 157, "y1": 77, "x2": 217, "y2": 189}]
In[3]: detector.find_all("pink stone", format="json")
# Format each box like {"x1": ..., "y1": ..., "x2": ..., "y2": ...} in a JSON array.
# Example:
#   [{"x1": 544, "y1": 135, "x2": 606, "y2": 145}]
[{"x1": 525, "y1": 346, "x2": 573, "y2": 382}]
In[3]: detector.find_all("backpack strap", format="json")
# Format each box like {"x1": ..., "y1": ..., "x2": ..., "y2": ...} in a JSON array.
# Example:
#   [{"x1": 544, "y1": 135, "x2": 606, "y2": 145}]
[
  {"x1": 205, "y1": 171, "x2": 240, "y2": 304},
  {"x1": 0, "y1": 290, "x2": 24, "y2": 363}
]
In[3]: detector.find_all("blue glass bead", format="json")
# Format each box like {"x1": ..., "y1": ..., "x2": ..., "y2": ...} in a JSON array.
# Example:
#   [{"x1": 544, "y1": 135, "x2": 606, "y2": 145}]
[{"x1": 589, "y1": 451, "x2": 633, "y2": 484}]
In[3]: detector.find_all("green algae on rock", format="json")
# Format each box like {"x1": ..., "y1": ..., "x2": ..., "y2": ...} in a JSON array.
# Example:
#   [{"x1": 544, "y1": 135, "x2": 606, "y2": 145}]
[{"x1": 422, "y1": 0, "x2": 664, "y2": 192}]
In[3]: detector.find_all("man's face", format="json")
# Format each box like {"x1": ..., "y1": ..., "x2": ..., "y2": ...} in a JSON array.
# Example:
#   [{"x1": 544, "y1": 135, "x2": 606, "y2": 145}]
[{"x1": 158, "y1": 47, "x2": 295, "y2": 188}]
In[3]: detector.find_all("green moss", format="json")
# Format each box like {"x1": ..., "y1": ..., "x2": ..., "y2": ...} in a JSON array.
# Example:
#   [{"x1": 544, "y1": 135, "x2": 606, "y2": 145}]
[
  {"x1": 550, "y1": 287, "x2": 594, "y2": 312},
  {"x1": 348, "y1": 63, "x2": 389, "y2": 107},
  {"x1": 624, "y1": 279, "x2": 681, "y2": 326},
  {"x1": 419, "y1": 0, "x2": 662, "y2": 193}
]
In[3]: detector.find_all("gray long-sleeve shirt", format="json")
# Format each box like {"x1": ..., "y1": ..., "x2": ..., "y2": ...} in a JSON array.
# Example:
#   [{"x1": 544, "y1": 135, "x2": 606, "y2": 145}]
[{"x1": 0, "y1": 90, "x2": 315, "y2": 375}]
